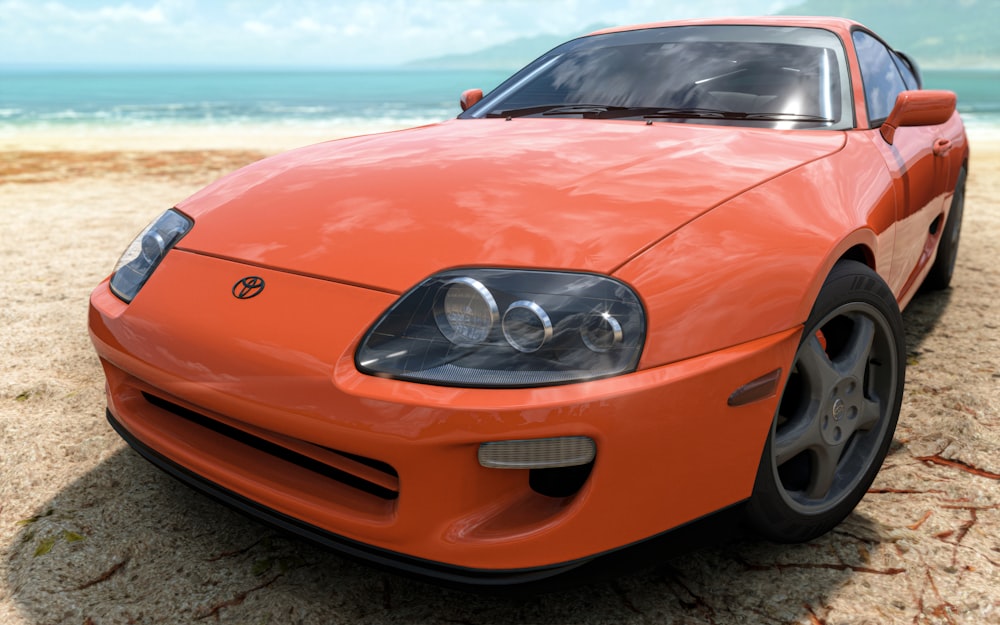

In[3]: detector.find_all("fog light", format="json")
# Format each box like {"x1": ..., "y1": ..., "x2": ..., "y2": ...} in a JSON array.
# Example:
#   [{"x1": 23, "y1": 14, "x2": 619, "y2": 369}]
[{"x1": 478, "y1": 436, "x2": 596, "y2": 469}]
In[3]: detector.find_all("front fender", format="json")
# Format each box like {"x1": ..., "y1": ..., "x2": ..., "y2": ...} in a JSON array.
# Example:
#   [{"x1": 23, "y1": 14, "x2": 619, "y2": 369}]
[{"x1": 616, "y1": 133, "x2": 896, "y2": 369}]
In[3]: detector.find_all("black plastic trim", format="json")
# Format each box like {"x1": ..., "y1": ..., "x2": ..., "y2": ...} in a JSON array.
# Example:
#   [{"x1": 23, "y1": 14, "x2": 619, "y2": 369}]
[
  {"x1": 107, "y1": 409, "x2": 590, "y2": 587},
  {"x1": 107, "y1": 408, "x2": 747, "y2": 590},
  {"x1": 142, "y1": 393, "x2": 398, "y2": 500}
]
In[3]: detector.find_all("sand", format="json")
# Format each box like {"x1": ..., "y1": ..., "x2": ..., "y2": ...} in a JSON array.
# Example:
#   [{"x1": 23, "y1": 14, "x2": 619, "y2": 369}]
[{"x1": 1, "y1": 125, "x2": 998, "y2": 624}]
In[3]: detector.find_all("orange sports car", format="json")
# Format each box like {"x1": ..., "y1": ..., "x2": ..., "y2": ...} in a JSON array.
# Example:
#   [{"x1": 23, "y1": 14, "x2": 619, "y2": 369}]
[{"x1": 89, "y1": 16, "x2": 968, "y2": 586}]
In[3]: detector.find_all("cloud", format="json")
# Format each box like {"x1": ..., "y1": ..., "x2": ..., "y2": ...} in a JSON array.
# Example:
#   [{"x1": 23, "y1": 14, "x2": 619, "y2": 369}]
[
  {"x1": 293, "y1": 17, "x2": 324, "y2": 33},
  {"x1": 242, "y1": 20, "x2": 274, "y2": 35},
  {"x1": 0, "y1": 0, "x2": 800, "y2": 67},
  {"x1": 1, "y1": 1, "x2": 170, "y2": 24},
  {"x1": 96, "y1": 3, "x2": 166, "y2": 23}
]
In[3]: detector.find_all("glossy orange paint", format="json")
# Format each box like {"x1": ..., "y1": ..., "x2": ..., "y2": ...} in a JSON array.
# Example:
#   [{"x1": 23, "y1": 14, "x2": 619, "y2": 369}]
[
  {"x1": 174, "y1": 120, "x2": 846, "y2": 293},
  {"x1": 880, "y1": 90, "x2": 958, "y2": 144},
  {"x1": 460, "y1": 88, "x2": 483, "y2": 111},
  {"x1": 89, "y1": 16, "x2": 969, "y2": 580},
  {"x1": 90, "y1": 260, "x2": 801, "y2": 568}
]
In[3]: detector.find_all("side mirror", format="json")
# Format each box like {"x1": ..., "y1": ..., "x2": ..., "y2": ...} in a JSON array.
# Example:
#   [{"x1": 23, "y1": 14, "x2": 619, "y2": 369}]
[
  {"x1": 880, "y1": 90, "x2": 956, "y2": 144},
  {"x1": 460, "y1": 88, "x2": 483, "y2": 112}
]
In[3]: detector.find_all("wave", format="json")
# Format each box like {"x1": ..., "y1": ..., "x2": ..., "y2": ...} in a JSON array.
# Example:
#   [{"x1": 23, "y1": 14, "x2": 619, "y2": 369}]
[{"x1": 3, "y1": 102, "x2": 459, "y2": 127}]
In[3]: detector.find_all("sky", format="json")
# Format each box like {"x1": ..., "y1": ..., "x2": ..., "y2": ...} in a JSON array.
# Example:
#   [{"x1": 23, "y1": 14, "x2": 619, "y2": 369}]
[{"x1": 0, "y1": 0, "x2": 800, "y2": 68}]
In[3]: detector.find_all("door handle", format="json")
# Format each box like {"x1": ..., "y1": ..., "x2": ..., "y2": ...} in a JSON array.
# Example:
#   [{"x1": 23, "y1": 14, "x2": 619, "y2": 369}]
[{"x1": 933, "y1": 138, "x2": 953, "y2": 157}]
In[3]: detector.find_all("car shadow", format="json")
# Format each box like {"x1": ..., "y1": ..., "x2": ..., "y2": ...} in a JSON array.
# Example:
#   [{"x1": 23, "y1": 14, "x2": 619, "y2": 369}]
[
  {"x1": 902, "y1": 285, "x2": 954, "y2": 355},
  {"x1": 6, "y1": 441, "x2": 894, "y2": 624}
]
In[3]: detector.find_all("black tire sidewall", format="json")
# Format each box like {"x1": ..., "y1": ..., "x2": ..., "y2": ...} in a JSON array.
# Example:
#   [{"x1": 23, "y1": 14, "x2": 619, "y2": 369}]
[{"x1": 746, "y1": 260, "x2": 906, "y2": 543}]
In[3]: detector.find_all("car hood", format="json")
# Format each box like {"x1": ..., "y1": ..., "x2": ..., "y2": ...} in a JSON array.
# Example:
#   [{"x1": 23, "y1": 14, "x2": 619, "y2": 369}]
[{"x1": 176, "y1": 118, "x2": 845, "y2": 293}]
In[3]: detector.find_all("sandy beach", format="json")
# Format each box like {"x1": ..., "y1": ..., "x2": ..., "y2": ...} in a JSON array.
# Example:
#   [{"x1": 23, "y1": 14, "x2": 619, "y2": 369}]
[{"x1": 1, "y1": 125, "x2": 998, "y2": 624}]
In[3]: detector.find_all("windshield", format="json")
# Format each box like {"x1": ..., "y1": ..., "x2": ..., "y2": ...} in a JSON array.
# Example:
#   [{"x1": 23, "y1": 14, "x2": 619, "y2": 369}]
[{"x1": 461, "y1": 25, "x2": 853, "y2": 130}]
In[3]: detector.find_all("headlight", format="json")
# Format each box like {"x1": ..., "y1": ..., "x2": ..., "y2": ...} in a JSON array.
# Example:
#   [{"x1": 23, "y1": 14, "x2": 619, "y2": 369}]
[
  {"x1": 109, "y1": 209, "x2": 192, "y2": 303},
  {"x1": 356, "y1": 269, "x2": 645, "y2": 387}
]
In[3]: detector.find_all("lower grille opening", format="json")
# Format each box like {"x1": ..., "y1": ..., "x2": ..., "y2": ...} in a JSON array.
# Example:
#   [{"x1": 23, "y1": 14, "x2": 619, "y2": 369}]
[
  {"x1": 529, "y1": 461, "x2": 594, "y2": 498},
  {"x1": 142, "y1": 392, "x2": 399, "y2": 500}
]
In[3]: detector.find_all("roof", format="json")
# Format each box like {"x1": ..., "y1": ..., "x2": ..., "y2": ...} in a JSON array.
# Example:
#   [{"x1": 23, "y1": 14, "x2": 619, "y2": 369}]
[{"x1": 587, "y1": 16, "x2": 866, "y2": 38}]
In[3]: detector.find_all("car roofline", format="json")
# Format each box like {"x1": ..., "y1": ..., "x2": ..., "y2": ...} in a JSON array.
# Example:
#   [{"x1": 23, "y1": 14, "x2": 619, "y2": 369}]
[{"x1": 586, "y1": 16, "x2": 864, "y2": 38}]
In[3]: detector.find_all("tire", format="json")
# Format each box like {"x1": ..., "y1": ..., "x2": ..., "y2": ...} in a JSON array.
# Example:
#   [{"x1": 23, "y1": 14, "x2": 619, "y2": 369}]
[
  {"x1": 923, "y1": 167, "x2": 967, "y2": 291},
  {"x1": 745, "y1": 260, "x2": 905, "y2": 543}
]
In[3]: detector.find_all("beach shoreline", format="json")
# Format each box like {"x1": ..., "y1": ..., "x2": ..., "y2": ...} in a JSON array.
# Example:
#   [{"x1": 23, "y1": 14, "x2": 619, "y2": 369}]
[
  {"x1": 3, "y1": 115, "x2": 1000, "y2": 153},
  {"x1": 0, "y1": 120, "x2": 420, "y2": 152}
]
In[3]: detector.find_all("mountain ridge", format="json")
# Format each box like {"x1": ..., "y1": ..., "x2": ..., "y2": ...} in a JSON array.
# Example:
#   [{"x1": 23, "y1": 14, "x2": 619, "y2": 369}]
[
  {"x1": 406, "y1": 1, "x2": 1000, "y2": 70},
  {"x1": 404, "y1": 23, "x2": 608, "y2": 70},
  {"x1": 779, "y1": 0, "x2": 1000, "y2": 68}
]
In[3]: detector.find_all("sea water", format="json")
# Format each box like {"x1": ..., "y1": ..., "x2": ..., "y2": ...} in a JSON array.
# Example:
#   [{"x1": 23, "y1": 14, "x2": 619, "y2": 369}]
[
  {"x1": 924, "y1": 69, "x2": 1000, "y2": 137},
  {"x1": 0, "y1": 69, "x2": 511, "y2": 132},
  {"x1": 1, "y1": 67, "x2": 998, "y2": 136}
]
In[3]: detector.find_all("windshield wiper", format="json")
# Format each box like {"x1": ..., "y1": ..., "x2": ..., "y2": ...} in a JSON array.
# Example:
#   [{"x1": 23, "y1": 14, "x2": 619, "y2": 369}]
[
  {"x1": 743, "y1": 112, "x2": 834, "y2": 122},
  {"x1": 487, "y1": 104, "x2": 634, "y2": 118},
  {"x1": 643, "y1": 108, "x2": 833, "y2": 123},
  {"x1": 642, "y1": 107, "x2": 734, "y2": 119},
  {"x1": 486, "y1": 105, "x2": 834, "y2": 124}
]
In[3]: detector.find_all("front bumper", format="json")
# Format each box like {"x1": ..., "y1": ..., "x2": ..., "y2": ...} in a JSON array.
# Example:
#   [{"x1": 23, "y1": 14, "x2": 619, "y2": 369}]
[{"x1": 89, "y1": 249, "x2": 801, "y2": 578}]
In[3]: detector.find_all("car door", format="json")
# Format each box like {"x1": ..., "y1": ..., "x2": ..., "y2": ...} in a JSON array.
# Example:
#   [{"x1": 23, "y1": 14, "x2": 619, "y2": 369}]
[{"x1": 853, "y1": 30, "x2": 957, "y2": 294}]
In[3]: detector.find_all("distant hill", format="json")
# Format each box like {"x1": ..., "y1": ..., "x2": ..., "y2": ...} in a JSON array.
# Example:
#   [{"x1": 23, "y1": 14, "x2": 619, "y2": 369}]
[
  {"x1": 780, "y1": 0, "x2": 1000, "y2": 68},
  {"x1": 405, "y1": 24, "x2": 609, "y2": 70},
  {"x1": 406, "y1": 2, "x2": 999, "y2": 70}
]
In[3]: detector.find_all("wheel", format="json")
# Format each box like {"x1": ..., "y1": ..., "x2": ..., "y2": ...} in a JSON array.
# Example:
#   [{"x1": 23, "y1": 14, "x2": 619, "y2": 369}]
[
  {"x1": 923, "y1": 166, "x2": 967, "y2": 290},
  {"x1": 746, "y1": 260, "x2": 905, "y2": 543}
]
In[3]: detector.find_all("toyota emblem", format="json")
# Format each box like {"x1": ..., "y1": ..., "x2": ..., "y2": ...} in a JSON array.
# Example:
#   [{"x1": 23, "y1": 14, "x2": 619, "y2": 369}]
[{"x1": 232, "y1": 276, "x2": 265, "y2": 299}]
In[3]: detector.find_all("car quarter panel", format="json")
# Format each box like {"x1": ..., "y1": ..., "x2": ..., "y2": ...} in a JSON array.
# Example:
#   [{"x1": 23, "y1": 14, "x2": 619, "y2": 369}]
[
  {"x1": 617, "y1": 131, "x2": 896, "y2": 370},
  {"x1": 869, "y1": 112, "x2": 968, "y2": 305}
]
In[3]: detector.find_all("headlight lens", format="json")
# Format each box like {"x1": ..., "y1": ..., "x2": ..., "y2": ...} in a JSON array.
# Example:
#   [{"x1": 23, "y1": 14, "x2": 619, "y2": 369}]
[
  {"x1": 434, "y1": 277, "x2": 499, "y2": 345},
  {"x1": 356, "y1": 269, "x2": 645, "y2": 387},
  {"x1": 109, "y1": 209, "x2": 192, "y2": 303}
]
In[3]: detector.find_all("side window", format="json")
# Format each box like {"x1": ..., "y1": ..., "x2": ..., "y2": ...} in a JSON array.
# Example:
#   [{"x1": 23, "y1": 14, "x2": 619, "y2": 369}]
[
  {"x1": 891, "y1": 52, "x2": 920, "y2": 90},
  {"x1": 852, "y1": 31, "x2": 908, "y2": 125}
]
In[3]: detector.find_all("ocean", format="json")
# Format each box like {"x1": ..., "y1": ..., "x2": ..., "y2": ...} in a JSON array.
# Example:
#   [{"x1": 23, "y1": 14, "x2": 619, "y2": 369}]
[
  {"x1": 1, "y1": 67, "x2": 998, "y2": 137},
  {"x1": 0, "y1": 69, "x2": 512, "y2": 133}
]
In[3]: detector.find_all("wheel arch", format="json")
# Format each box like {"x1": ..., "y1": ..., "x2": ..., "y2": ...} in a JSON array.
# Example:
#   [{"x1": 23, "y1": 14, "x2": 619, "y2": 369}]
[
  {"x1": 785, "y1": 228, "x2": 882, "y2": 344},
  {"x1": 838, "y1": 243, "x2": 875, "y2": 269}
]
